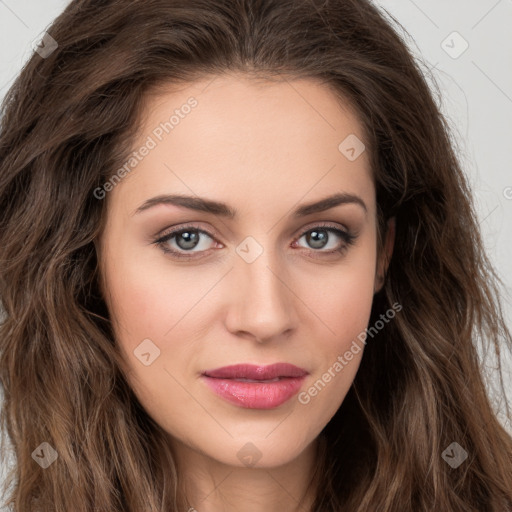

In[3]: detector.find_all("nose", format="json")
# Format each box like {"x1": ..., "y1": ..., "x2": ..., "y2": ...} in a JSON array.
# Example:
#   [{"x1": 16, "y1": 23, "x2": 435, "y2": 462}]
[{"x1": 224, "y1": 246, "x2": 298, "y2": 344}]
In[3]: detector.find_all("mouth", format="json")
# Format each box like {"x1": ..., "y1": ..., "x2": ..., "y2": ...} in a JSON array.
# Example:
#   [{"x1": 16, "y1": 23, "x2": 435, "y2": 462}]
[
  {"x1": 201, "y1": 363, "x2": 308, "y2": 409},
  {"x1": 226, "y1": 377, "x2": 282, "y2": 383},
  {"x1": 202, "y1": 363, "x2": 308, "y2": 380}
]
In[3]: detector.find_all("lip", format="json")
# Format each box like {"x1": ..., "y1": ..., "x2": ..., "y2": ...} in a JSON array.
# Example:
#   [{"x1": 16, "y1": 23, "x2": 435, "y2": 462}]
[
  {"x1": 201, "y1": 363, "x2": 309, "y2": 409},
  {"x1": 202, "y1": 363, "x2": 308, "y2": 380}
]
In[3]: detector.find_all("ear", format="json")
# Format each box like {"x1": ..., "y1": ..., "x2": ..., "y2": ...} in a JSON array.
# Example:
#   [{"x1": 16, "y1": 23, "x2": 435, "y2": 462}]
[{"x1": 374, "y1": 217, "x2": 395, "y2": 294}]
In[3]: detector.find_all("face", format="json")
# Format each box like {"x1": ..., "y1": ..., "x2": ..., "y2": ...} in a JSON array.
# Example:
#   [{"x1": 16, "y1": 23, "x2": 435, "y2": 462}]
[{"x1": 97, "y1": 73, "x2": 393, "y2": 469}]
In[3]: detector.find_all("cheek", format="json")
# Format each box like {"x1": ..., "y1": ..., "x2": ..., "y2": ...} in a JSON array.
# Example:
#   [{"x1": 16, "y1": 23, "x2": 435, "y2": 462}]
[
  {"x1": 101, "y1": 253, "x2": 196, "y2": 412},
  {"x1": 293, "y1": 251, "x2": 377, "y2": 423},
  {"x1": 324, "y1": 268, "x2": 375, "y2": 348},
  {"x1": 101, "y1": 247, "x2": 218, "y2": 401},
  {"x1": 102, "y1": 244, "x2": 189, "y2": 341},
  {"x1": 302, "y1": 248, "x2": 377, "y2": 351}
]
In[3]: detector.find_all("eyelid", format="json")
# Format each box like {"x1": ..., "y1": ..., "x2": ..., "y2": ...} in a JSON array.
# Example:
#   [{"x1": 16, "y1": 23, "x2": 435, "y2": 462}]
[
  {"x1": 154, "y1": 220, "x2": 352, "y2": 241},
  {"x1": 153, "y1": 221, "x2": 357, "y2": 258},
  {"x1": 154, "y1": 222, "x2": 216, "y2": 243},
  {"x1": 294, "y1": 220, "x2": 351, "y2": 237}
]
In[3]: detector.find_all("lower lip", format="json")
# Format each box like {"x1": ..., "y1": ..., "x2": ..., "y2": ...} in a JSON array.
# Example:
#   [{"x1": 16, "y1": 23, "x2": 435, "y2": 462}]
[{"x1": 201, "y1": 376, "x2": 306, "y2": 409}]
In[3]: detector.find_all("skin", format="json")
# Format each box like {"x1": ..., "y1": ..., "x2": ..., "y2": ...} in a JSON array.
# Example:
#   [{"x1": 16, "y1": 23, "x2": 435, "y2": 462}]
[{"x1": 97, "y1": 72, "x2": 395, "y2": 512}]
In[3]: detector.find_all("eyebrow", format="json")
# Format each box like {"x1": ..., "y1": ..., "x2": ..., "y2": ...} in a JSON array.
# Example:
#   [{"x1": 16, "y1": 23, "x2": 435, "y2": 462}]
[{"x1": 133, "y1": 192, "x2": 367, "y2": 218}]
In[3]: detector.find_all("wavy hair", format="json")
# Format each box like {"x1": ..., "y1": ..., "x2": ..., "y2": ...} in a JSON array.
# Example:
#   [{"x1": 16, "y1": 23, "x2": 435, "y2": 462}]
[{"x1": 1, "y1": 0, "x2": 511, "y2": 510}]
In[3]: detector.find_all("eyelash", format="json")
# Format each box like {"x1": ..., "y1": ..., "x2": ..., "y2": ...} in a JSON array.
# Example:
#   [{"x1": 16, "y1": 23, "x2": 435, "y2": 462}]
[{"x1": 153, "y1": 222, "x2": 357, "y2": 260}]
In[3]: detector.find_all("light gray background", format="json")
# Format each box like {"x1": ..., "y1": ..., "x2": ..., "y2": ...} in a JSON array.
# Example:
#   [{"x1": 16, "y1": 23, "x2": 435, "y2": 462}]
[{"x1": 1, "y1": 0, "x2": 511, "y2": 497}]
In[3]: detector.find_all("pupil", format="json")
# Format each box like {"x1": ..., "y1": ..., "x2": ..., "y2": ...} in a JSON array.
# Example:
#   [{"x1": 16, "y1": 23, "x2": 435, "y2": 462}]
[
  {"x1": 308, "y1": 230, "x2": 327, "y2": 249},
  {"x1": 177, "y1": 231, "x2": 199, "y2": 249}
]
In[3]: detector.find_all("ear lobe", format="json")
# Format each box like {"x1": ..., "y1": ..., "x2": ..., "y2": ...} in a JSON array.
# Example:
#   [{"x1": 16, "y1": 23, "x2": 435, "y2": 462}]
[{"x1": 374, "y1": 217, "x2": 396, "y2": 293}]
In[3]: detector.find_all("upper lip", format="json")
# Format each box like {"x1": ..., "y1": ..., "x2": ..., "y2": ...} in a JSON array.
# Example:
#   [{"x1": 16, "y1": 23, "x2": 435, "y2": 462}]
[{"x1": 202, "y1": 363, "x2": 308, "y2": 380}]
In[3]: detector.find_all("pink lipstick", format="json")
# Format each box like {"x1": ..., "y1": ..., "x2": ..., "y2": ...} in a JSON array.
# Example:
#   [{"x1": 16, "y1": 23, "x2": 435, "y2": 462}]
[{"x1": 201, "y1": 363, "x2": 308, "y2": 409}]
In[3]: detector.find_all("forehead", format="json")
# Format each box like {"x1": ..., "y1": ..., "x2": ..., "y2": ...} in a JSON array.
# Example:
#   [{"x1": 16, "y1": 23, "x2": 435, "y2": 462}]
[{"x1": 108, "y1": 73, "x2": 375, "y2": 220}]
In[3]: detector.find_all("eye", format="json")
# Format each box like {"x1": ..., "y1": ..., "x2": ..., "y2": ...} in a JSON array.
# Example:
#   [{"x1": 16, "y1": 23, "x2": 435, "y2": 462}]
[
  {"x1": 293, "y1": 224, "x2": 357, "y2": 256},
  {"x1": 153, "y1": 222, "x2": 357, "y2": 260},
  {"x1": 153, "y1": 223, "x2": 216, "y2": 259}
]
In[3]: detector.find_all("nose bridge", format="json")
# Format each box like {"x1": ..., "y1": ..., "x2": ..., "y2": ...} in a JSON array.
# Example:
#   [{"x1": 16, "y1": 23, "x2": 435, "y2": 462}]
[{"x1": 226, "y1": 235, "x2": 297, "y2": 341}]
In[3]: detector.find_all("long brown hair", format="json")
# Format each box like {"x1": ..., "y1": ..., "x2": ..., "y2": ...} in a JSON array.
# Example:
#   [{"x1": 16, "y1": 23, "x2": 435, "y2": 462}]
[{"x1": 1, "y1": 0, "x2": 511, "y2": 510}]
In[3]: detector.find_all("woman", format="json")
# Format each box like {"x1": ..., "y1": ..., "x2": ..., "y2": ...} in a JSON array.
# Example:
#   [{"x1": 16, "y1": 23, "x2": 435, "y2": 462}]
[{"x1": 1, "y1": 0, "x2": 511, "y2": 510}]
